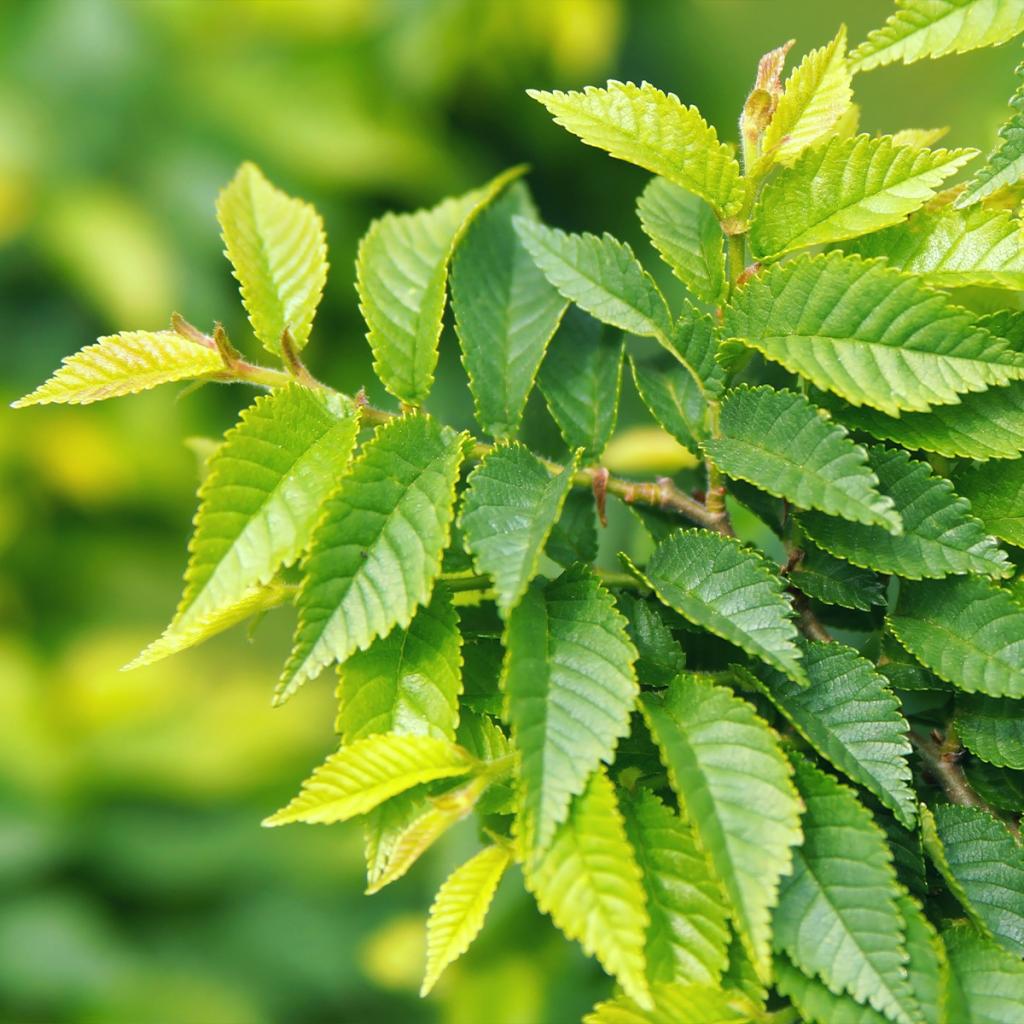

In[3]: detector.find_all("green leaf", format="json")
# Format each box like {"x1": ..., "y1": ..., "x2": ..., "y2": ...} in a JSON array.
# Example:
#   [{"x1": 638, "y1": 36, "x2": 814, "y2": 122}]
[
  {"x1": 459, "y1": 443, "x2": 579, "y2": 618},
  {"x1": 630, "y1": 353, "x2": 706, "y2": 456},
  {"x1": 957, "y1": 59, "x2": 1024, "y2": 208},
  {"x1": 452, "y1": 182, "x2": 568, "y2": 439},
  {"x1": 789, "y1": 543, "x2": 886, "y2": 612},
  {"x1": 722, "y1": 252, "x2": 1024, "y2": 416},
  {"x1": 745, "y1": 640, "x2": 916, "y2": 827},
  {"x1": 356, "y1": 166, "x2": 521, "y2": 405},
  {"x1": 951, "y1": 460, "x2": 1024, "y2": 546},
  {"x1": 514, "y1": 219, "x2": 673, "y2": 344},
  {"x1": 636, "y1": 179, "x2": 726, "y2": 305},
  {"x1": 525, "y1": 768, "x2": 651, "y2": 1008},
  {"x1": 624, "y1": 530, "x2": 807, "y2": 685},
  {"x1": 130, "y1": 385, "x2": 360, "y2": 670},
  {"x1": 669, "y1": 306, "x2": 726, "y2": 397},
  {"x1": 704, "y1": 386, "x2": 900, "y2": 531},
  {"x1": 642, "y1": 676, "x2": 803, "y2": 982},
  {"x1": 957, "y1": 694, "x2": 1024, "y2": 768},
  {"x1": 751, "y1": 135, "x2": 975, "y2": 259},
  {"x1": 505, "y1": 565, "x2": 638, "y2": 857},
  {"x1": 12, "y1": 329, "x2": 227, "y2": 408},
  {"x1": 529, "y1": 81, "x2": 746, "y2": 219},
  {"x1": 364, "y1": 775, "x2": 488, "y2": 894},
  {"x1": 279, "y1": 415, "x2": 465, "y2": 702},
  {"x1": 775, "y1": 893, "x2": 945, "y2": 1024},
  {"x1": 336, "y1": 588, "x2": 462, "y2": 743},
  {"x1": 774, "y1": 755, "x2": 919, "y2": 1024},
  {"x1": 538, "y1": 308, "x2": 625, "y2": 461},
  {"x1": 583, "y1": 983, "x2": 760, "y2": 1024},
  {"x1": 421, "y1": 844, "x2": 511, "y2": 995},
  {"x1": 943, "y1": 922, "x2": 1024, "y2": 1024},
  {"x1": 831, "y1": 382, "x2": 1024, "y2": 461},
  {"x1": 623, "y1": 789, "x2": 730, "y2": 987},
  {"x1": 802, "y1": 445, "x2": 1010, "y2": 580},
  {"x1": 618, "y1": 593, "x2": 686, "y2": 687},
  {"x1": 966, "y1": 759, "x2": 1024, "y2": 811},
  {"x1": 851, "y1": 0, "x2": 1024, "y2": 71},
  {"x1": 889, "y1": 577, "x2": 1024, "y2": 697},
  {"x1": 761, "y1": 26, "x2": 853, "y2": 168},
  {"x1": 216, "y1": 162, "x2": 327, "y2": 356},
  {"x1": 546, "y1": 490, "x2": 598, "y2": 568},
  {"x1": 922, "y1": 803, "x2": 1024, "y2": 956},
  {"x1": 850, "y1": 205, "x2": 1024, "y2": 291},
  {"x1": 362, "y1": 788, "x2": 433, "y2": 891},
  {"x1": 262, "y1": 733, "x2": 475, "y2": 826}
]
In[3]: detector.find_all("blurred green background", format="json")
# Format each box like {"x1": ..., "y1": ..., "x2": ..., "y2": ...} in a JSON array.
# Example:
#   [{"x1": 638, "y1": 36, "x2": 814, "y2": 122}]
[{"x1": 0, "y1": 2, "x2": 1017, "y2": 1021}]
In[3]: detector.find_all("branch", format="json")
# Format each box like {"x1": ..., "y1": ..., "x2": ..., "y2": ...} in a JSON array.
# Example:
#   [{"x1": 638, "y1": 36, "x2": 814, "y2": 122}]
[
  {"x1": 199, "y1": 319, "x2": 723, "y2": 532},
  {"x1": 909, "y1": 727, "x2": 1019, "y2": 837}
]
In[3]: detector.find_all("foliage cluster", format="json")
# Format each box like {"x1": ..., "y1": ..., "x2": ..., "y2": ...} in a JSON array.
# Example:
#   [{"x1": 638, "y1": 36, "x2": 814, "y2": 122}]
[{"x1": 16, "y1": 2, "x2": 1024, "y2": 1020}]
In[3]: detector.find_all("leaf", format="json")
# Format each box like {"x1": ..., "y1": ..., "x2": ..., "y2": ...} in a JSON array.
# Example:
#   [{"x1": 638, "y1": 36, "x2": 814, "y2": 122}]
[
  {"x1": 529, "y1": 80, "x2": 746, "y2": 219},
  {"x1": 751, "y1": 135, "x2": 974, "y2": 258},
  {"x1": 362, "y1": 788, "x2": 433, "y2": 891},
  {"x1": 922, "y1": 803, "x2": 1024, "y2": 956},
  {"x1": 775, "y1": 893, "x2": 945, "y2": 1024},
  {"x1": 356, "y1": 166, "x2": 521, "y2": 405},
  {"x1": 888, "y1": 577, "x2": 1024, "y2": 697},
  {"x1": 514, "y1": 219, "x2": 673, "y2": 345},
  {"x1": 774, "y1": 755, "x2": 919, "y2": 1024},
  {"x1": 452, "y1": 182, "x2": 568, "y2": 439},
  {"x1": 124, "y1": 580, "x2": 292, "y2": 669},
  {"x1": 130, "y1": 385, "x2": 360, "y2": 669},
  {"x1": 630, "y1": 353, "x2": 706, "y2": 456},
  {"x1": 279, "y1": 415, "x2": 465, "y2": 703},
  {"x1": 722, "y1": 252, "x2": 1024, "y2": 416},
  {"x1": 618, "y1": 593, "x2": 686, "y2": 687},
  {"x1": 624, "y1": 530, "x2": 807, "y2": 685},
  {"x1": 505, "y1": 565, "x2": 638, "y2": 857},
  {"x1": 669, "y1": 306, "x2": 726, "y2": 397},
  {"x1": 636, "y1": 178, "x2": 726, "y2": 305},
  {"x1": 538, "y1": 308, "x2": 625, "y2": 460},
  {"x1": 458, "y1": 443, "x2": 579, "y2": 618},
  {"x1": 951, "y1": 459, "x2": 1024, "y2": 546},
  {"x1": 966, "y1": 759, "x2": 1024, "y2": 812},
  {"x1": 623, "y1": 789, "x2": 730, "y2": 987},
  {"x1": 761, "y1": 26, "x2": 853, "y2": 168},
  {"x1": 642, "y1": 676, "x2": 803, "y2": 982},
  {"x1": 546, "y1": 490, "x2": 598, "y2": 568},
  {"x1": 957, "y1": 693, "x2": 1024, "y2": 768},
  {"x1": 12, "y1": 329, "x2": 227, "y2": 408},
  {"x1": 831, "y1": 382, "x2": 1024, "y2": 461},
  {"x1": 850, "y1": 205, "x2": 1024, "y2": 291},
  {"x1": 421, "y1": 844, "x2": 511, "y2": 995},
  {"x1": 703, "y1": 386, "x2": 900, "y2": 531},
  {"x1": 801, "y1": 445, "x2": 1011, "y2": 581},
  {"x1": 746, "y1": 640, "x2": 916, "y2": 827},
  {"x1": 364, "y1": 775, "x2": 488, "y2": 894},
  {"x1": 957, "y1": 59, "x2": 1024, "y2": 208},
  {"x1": 262, "y1": 733, "x2": 476, "y2": 826},
  {"x1": 943, "y1": 922, "x2": 1024, "y2": 1024},
  {"x1": 217, "y1": 162, "x2": 327, "y2": 356},
  {"x1": 789, "y1": 543, "x2": 886, "y2": 612},
  {"x1": 524, "y1": 768, "x2": 651, "y2": 1008},
  {"x1": 851, "y1": 0, "x2": 1024, "y2": 71},
  {"x1": 583, "y1": 983, "x2": 760, "y2": 1024},
  {"x1": 336, "y1": 588, "x2": 462, "y2": 743}
]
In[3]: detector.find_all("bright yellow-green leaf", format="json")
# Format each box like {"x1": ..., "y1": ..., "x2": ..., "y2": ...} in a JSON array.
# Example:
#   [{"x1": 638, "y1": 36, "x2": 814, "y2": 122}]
[
  {"x1": 262, "y1": 733, "x2": 475, "y2": 827},
  {"x1": 421, "y1": 843, "x2": 511, "y2": 995},
  {"x1": 12, "y1": 330, "x2": 225, "y2": 407},
  {"x1": 529, "y1": 81, "x2": 746, "y2": 219},
  {"x1": 762, "y1": 26, "x2": 853, "y2": 168},
  {"x1": 217, "y1": 162, "x2": 328, "y2": 356}
]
